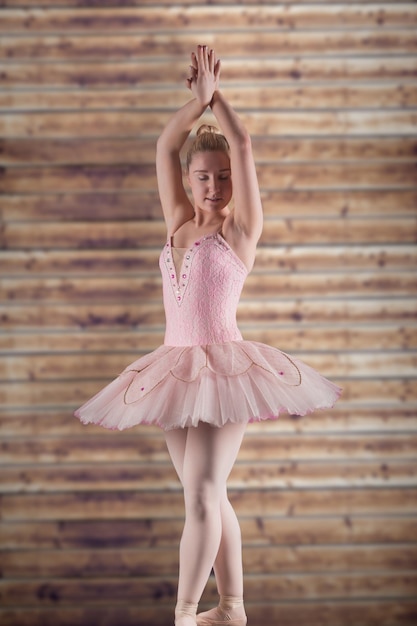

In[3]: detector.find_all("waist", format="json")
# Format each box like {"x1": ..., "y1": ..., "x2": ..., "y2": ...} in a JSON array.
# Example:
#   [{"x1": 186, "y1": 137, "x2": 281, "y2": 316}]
[{"x1": 164, "y1": 314, "x2": 243, "y2": 346}]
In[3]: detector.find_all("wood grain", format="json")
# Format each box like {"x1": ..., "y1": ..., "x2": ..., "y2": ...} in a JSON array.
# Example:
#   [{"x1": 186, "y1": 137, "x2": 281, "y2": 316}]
[
  {"x1": 1, "y1": 30, "x2": 417, "y2": 63},
  {"x1": 1, "y1": 2, "x2": 416, "y2": 624},
  {"x1": 1, "y1": 5, "x2": 416, "y2": 34}
]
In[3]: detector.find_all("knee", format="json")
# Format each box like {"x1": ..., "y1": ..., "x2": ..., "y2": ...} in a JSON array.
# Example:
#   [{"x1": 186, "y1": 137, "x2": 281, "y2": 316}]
[{"x1": 183, "y1": 479, "x2": 221, "y2": 522}]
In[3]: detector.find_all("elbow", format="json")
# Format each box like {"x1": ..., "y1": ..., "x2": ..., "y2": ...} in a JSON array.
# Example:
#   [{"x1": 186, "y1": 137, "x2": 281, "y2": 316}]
[{"x1": 232, "y1": 129, "x2": 252, "y2": 153}]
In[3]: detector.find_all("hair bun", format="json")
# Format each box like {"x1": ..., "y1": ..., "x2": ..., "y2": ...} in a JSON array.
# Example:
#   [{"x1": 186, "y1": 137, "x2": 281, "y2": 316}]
[{"x1": 196, "y1": 124, "x2": 221, "y2": 137}]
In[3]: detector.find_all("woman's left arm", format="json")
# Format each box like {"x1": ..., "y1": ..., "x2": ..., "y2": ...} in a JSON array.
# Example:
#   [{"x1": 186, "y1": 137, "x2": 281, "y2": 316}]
[{"x1": 210, "y1": 89, "x2": 263, "y2": 245}]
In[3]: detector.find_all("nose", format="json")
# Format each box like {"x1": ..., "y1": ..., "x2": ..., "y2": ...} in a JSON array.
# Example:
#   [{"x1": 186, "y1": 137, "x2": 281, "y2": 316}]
[{"x1": 208, "y1": 177, "x2": 220, "y2": 193}]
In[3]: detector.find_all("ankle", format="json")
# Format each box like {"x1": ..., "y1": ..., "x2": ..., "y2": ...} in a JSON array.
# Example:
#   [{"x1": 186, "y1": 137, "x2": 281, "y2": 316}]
[
  {"x1": 175, "y1": 599, "x2": 198, "y2": 625},
  {"x1": 219, "y1": 595, "x2": 245, "y2": 611}
]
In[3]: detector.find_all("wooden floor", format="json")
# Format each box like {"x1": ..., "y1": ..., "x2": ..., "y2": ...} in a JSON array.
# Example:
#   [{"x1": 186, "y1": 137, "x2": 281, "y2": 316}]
[{"x1": 1, "y1": 1, "x2": 417, "y2": 625}]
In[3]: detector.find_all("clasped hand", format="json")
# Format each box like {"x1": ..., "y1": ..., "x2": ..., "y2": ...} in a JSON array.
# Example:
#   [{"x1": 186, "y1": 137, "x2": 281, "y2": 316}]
[{"x1": 186, "y1": 45, "x2": 221, "y2": 107}]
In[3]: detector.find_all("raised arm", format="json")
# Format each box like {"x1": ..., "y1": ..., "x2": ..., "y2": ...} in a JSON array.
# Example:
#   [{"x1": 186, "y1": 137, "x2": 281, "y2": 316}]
[
  {"x1": 156, "y1": 46, "x2": 220, "y2": 236},
  {"x1": 209, "y1": 89, "x2": 263, "y2": 245},
  {"x1": 156, "y1": 99, "x2": 205, "y2": 236}
]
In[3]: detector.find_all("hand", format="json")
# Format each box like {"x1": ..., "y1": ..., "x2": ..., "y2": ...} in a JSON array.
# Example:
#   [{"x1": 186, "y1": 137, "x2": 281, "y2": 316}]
[{"x1": 186, "y1": 45, "x2": 221, "y2": 106}]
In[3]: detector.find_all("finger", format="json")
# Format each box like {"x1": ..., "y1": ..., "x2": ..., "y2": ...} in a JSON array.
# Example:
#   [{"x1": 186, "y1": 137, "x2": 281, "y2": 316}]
[
  {"x1": 214, "y1": 58, "x2": 221, "y2": 80},
  {"x1": 191, "y1": 51, "x2": 198, "y2": 71},
  {"x1": 208, "y1": 48, "x2": 215, "y2": 73},
  {"x1": 198, "y1": 44, "x2": 208, "y2": 70}
]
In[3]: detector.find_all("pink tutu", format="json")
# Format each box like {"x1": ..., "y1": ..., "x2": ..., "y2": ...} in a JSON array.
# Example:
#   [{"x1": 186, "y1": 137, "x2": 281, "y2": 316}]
[
  {"x1": 75, "y1": 233, "x2": 341, "y2": 431},
  {"x1": 75, "y1": 340, "x2": 342, "y2": 431}
]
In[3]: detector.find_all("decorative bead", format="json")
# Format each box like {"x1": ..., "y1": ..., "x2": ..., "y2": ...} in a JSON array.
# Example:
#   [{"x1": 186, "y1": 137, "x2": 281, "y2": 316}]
[
  {"x1": 186, "y1": 255, "x2": 190, "y2": 260},
  {"x1": 171, "y1": 274, "x2": 175, "y2": 279},
  {"x1": 279, "y1": 371, "x2": 284, "y2": 375},
  {"x1": 177, "y1": 295, "x2": 181, "y2": 301},
  {"x1": 195, "y1": 241, "x2": 200, "y2": 246},
  {"x1": 182, "y1": 274, "x2": 187, "y2": 279},
  {"x1": 141, "y1": 387, "x2": 145, "y2": 391}
]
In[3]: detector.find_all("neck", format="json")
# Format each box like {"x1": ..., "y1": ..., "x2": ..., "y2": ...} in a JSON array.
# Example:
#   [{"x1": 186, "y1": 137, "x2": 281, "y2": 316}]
[{"x1": 193, "y1": 207, "x2": 229, "y2": 229}]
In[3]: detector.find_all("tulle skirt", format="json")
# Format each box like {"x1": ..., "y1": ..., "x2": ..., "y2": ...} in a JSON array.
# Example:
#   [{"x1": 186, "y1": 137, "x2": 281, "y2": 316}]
[{"x1": 74, "y1": 341, "x2": 342, "y2": 431}]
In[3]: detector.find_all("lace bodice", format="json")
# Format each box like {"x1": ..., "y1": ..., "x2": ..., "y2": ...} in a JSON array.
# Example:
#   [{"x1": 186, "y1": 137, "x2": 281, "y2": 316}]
[{"x1": 159, "y1": 232, "x2": 248, "y2": 346}]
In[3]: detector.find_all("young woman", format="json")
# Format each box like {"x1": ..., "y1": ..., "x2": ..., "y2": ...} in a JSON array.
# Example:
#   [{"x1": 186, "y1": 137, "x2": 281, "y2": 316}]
[{"x1": 75, "y1": 46, "x2": 341, "y2": 626}]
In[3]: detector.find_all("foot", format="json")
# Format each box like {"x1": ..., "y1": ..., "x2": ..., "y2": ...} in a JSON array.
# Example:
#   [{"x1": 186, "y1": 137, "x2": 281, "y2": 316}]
[
  {"x1": 175, "y1": 600, "x2": 198, "y2": 626},
  {"x1": 196, "y1": 605, "x2": 247, "y2": 625},
  {"x1": 175, "y1": 618, "x2": 197, "y2": 626}
]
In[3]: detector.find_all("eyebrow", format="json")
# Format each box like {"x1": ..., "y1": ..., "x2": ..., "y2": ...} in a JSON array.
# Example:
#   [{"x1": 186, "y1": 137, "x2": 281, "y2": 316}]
[{"x1": 192, "y1": 168, "x2": 231, "y2": 173}]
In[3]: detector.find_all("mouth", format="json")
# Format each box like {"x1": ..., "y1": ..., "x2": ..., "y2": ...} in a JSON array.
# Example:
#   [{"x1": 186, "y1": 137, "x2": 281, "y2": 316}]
[{"x1": 206, "y1": 197, "x2": 222, "y2": 202}]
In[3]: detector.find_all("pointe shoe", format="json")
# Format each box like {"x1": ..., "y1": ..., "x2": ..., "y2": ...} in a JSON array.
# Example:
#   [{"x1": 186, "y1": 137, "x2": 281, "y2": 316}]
[
  {"x1": 196, "y1": 617, "x2": 247, "y2": 626},
  {"x1": 175, "y1": 600, "x2": 198, "y2": 626},
  {"x1": 196, "y1": 611, "x2": 247, "y2": 626}
]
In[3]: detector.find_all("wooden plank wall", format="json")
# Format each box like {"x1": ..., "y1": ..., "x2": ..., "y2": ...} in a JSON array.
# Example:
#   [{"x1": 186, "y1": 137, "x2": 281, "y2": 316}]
[{"x1": 1, "y1": 1, "x2": 417, "y2": 625}]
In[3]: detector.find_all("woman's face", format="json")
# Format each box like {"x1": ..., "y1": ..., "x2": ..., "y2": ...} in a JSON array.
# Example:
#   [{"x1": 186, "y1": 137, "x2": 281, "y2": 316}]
[{"x1": 187, "y1": 150, "x2": 232, "y2": 213}]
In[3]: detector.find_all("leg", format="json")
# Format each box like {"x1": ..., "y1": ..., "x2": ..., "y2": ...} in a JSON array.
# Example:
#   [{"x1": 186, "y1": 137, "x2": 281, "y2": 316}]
[
  {"x1": 165, "y1": 427, "x2": 245, "y2": 597},
  {"x1": 214, "y1": 493, "x2": 244, "y2": 597},
  {"x1": 165, "y1": 421, "x2": 246, "y2": 625},
  {"x1": 165, "y1": 425, "x2": 246, "y2": 596}
]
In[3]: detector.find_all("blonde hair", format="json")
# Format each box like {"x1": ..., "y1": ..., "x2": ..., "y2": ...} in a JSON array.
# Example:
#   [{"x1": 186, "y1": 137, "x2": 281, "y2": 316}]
[{"x1": 186, "y1": 125, "x2": 230, "y2": 172}]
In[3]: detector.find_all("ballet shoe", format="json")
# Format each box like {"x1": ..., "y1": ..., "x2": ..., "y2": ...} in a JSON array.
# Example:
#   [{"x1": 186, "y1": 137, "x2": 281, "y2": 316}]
[
  {"x1": 175, "y1": 600, "x2": 198, "y2": 626},
  {"x1": 196, "y1": 595, "x2": 247, "y2": 625},
  {"x1": 196, "y1": 616, "x2": 247, "y2": 626},
  {"x1": 196, "y1": 608, "x2": 247, "y2": 626}
]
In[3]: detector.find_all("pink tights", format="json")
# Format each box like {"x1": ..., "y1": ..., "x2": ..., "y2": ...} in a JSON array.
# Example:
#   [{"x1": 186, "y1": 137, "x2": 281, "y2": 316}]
[{"x1": 165, "y1": 421, "x2": 247, "y2": 625}]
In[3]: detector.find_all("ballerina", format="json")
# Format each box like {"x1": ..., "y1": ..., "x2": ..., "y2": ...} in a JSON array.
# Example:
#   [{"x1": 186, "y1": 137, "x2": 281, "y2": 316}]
[{"x1": 75, "y1": 45, "x2": 342, "y2": 625}]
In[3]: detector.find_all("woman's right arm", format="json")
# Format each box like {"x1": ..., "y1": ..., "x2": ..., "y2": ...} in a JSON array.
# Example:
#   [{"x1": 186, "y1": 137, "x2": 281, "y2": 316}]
[
  {"x1": 156, "y1": 99, "x2": 206, "y2": 236},
  {"x1": 156, "y1": 46, "x2": 220, "y2": 236}
]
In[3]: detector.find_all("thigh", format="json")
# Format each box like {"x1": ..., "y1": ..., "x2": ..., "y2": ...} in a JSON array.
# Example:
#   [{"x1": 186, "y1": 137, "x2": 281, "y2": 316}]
[{"x1": 183, "y1": 422, "x2": 246, "y2": 489}]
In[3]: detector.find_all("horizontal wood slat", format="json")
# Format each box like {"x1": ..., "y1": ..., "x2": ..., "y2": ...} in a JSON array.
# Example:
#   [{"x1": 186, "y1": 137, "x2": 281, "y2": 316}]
[
  {"x1": 2, "y1": 299, "x2": 416, "y2": 329},
  {"x1": 1, "y1": 5, "x2": 417, "y2": 34},
  {"x1": 1, "y1": 31, "x2": 417, "y2": 61},
  {"x1": 2, "y1": 351, "x2": 416, "y2": 381},
  {"x1": 2, "y1": 189, "x2": 416, "y2": 220},
  {"x1": 2, "y1": 433, "x2": 416, "y2": 465},
  {"x1": 2, "y1": 110, "x2": 417, "y2": 137},
  {"x1": 0, "y1": 602, "x2": 416, "y2": 626},
  {"x1": 1, "y1": 249, "x2": 416, "y2": 280},
  {"x1": 1, "y1": 572, "x2": 417, "y2": 606},
  {"x1": 2, "y1": 488, "x2": 417, "y2": 521},
  {"x1": 2, "y1": 545, "x2": 417, "y2": 578},
  {"x1": 2, "y1": 162, "x2": 416, "y2": 193},
  {"x1": 2, "y1": 58, "x2": 416, "y2": 90},
  {"x1": 3, "y1": 218, "x2": 417, "y2": 249},
  {"x1": 2, "y1": 246, "x2": 416, "y2": 274},
  {"x1": 2, "y1": 0, "x2": 416, "y2": 6},
  {"x1": 2, "y1": 516, "x2": 417, "y2": 550},
  {"x1": 1, "y1": 460, "x2": 417, "y2": 492},
  {"x1": 1, "y1": 406, "x2": 415, "y2": 436},
  {"x1": 3, "y1": 273, "x2": 417, "y2": 301},
  {"x1": 1, "y1": 326, "x2": 415, "y2": 353},
  {"x1": 1, "y1": 137, "x2": 417, "y2": 166},
  {"x1": 2, "y1": 84, "x2": 417, "y2": 110}
]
